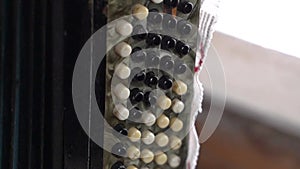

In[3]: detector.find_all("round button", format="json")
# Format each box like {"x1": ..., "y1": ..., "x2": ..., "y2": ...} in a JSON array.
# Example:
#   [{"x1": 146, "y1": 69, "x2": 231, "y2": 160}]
[
  {"x1": 113, "y1": 124, "x2": 128, "y2": 136},
  {"x1": 161, "y1": 36, "x2": 176, "y2": 50},
  {"x1": 112, "y1": 143, "x2": 127, "y2": 157},
  {"x1": 159, "y1": 55, "x2": 174, "y2": 71},
  {"x1": 115, "y1": 63, "x2": 131, "y2": 79},
  {"x1": 127, "y1": 166, "x2": 137, "y2": 169},
  {"x1": 130, "y1": 88, "x2": 144, "y2": 104},
  {"x1": 145, "y1": 52, "x2": 160, "y2": 67},
  {"x1": 151, "y1": 0, "x2": 163, "y2": 4},
  {"x1": 158, "y1": 76, "x2": 173, "y2": 90},
  {"x1": 172, "y1": 98, "x2": 185, "y2": 113},
  {"x1": 111, "y1": 161, "x2": 126, "y2": 169},
  {"x1": 131, "y1": 67, "x2": 146, "y2": 82},
  {"x1": 128, "y1": 127, "x2": 141, "y2": 142},
  {"x1": 142, "y1": 130, "x2": 155, "y2": 145},
  {"x1": 132, "y1": 25, "x2": 147, "y2": 40},
  {"x1": 174, "y1": 59, "x2": 187, "y2": 74},
  {"x1": 156, "y1": 114, "x2": 170, "y2": 129},
  {"x1": 141, "y1": 149, "x2": 155, "y2": 163},
  {"x1": 132, "y1": 4, "x2": 149, "y2": 20},
  {"x1": 168, "y1": 154, "x2": 181, "y2": 168},
  {"x1": 113, "y1": 104, "x2": 129, "y2": 121},
  {"x1": 115, "y1": 20, "x2": 133, "y2": 36},
  {"x1": 144, "y1": 91, "x2": 157, "y2": 107},
  {"x1": 177, "y1": 20, "x2": 192, "y2": 35},
  {"x1": 127, "y1": 146, "x2": 140, "y2": 160},
  {"x1": 144, "y1": 71, "x2": 159, "y2": 87},
  {"x1": 146, "y1": 33, "x2": 162, "y2": 46},
  {"x1": 148, "y1": 10, "x2": 163, "y2": 25},
  {"x1": 178, "y1": 1, "x2": 193, "y2": 14},
  {"x1": 155, "y1": 151, "x2": 168, "y2": 165},
  {"x1": 129, "y1": 107, "x2": 142, "y2": 121},
  {"x1": 163, "y1": 0, "x2": 178, "y2": 7},
  {"x1": 131, "y1": 47, "x2": 146, "y2": 62},
  {"x1": 142, "y1": 112, "x2": 156, "y2": 126},
  {"x1": 175, "y1": 41, "x2": 190, "y2": 56},
  {"x1": 157, "y1": 95, "x2": 172, "y2": 110},
  {"x1": 115, "y1": 42, "x2": 132, "y2": 57},
  {"x1": 172, "y1": 80, "x2": 187, "y2": 95},
  {"x1": 114, "y1": 83, "x2": 130, "y2": 100},
  {"x1": 162, "y1": 15, "x2": 177, "y2": 30},
  {"x1": 155, "y1": 132, "x2": 169, "y2": 147},
  {"x1": 169, "y1": 136, "x2": 182, "y2": 150},
  {"x1": 170, "y1": 117, "x2": 183, "y2": 132},
  {"x1": 134, "y1": 71, "x2": 146, "y2": 81}
]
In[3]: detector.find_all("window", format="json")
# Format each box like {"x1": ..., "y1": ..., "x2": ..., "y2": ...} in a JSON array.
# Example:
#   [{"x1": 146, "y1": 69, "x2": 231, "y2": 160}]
[{"x1": 215, "y1": 0, "x2": 300, "y2": 58}]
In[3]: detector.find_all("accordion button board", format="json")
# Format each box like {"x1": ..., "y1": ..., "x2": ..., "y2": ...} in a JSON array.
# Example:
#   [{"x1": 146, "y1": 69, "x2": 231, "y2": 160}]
[{"x1": 101, "y1": 0, "x2": 201, "y2": 168}]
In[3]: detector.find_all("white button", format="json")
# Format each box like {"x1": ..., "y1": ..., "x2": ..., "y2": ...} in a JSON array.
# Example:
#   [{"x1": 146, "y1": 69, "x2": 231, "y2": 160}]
[
  {"x1": 113, "y1": 104, "x2": 129, "y2": 120},
  {"x1": 142, "y1": 130, "x2": 155, "y2": 145},
  {"x1": 172, "y1": 99, "x2": 185, "y2": 113},
  {"x1": 151, "y1": 0, "x2": 163, "y2": 4},
  {"x1": 128, "y1": 127, "x2": 141, "y2": 142},
  {"x1": 155, "y1": 151, "x2": 168, "y2": 165},
  {"x1": 168, "y1": 154, "x2": 181, "y2": 168},
  {"x1": 172, "y1": 80, "x2": 187, "y2": 95},
  {"x1": 155, "y1": 132, "x2": 169, "y2": 147},
  {"x1": 156, "y1": 114, "x2": 170, "y2": 129},
  {"x1": 127, "y1": 166, "x2": 138, "y2": 169},
  {"x1": 157, "y1": 95, "x2": 171, "y2": 110},
  {"x1": 141, "y1": 149, "x2": 154, "y2": 164},
  {"x1": 127, "y1": 145, "x2": 140, "y2": 160},
  {"x1": 142, "y1": 112, "x2": 156, "y2": 126},
  {"x1": 113, "y1": 83, "x2": 130, "y2": 100},
  {"x1": 115, "y1": 63, "x2": 131, "y2": 79},
  {"x1": 115, "y1": 20, "x2": 133, "y2": 36},
  {"x1": 115, "y1": 42, "x2": 132, "y2": 57},
  {"x1": 170, "y1": 117, "x2": 183, "y2": 132},
  {"x1": 169, "y1": 136, "x2": 182, "y2": 150},
  {"x1": 132, "y1": 4, "x2": 149, "y2": 20}
]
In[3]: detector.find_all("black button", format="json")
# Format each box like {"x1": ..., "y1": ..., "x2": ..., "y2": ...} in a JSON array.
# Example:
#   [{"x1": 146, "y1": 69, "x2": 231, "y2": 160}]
[
  {"x1": 132, "y1": 25, "x2": 147, "y2": 40},
  {"x1": 158, "y1": 75, "x2": 173, "y2": 90},
  {"x1": 161, "y1": 36, "x2": 176, "y2": 50},
  {"x1": 130, "y1": 88, "x2": 144, "y2": 104},
  {"x1": 174, "y1": 59, "x2": 187, "y2": 74},
  {"x1": 144, "y1": 91, "x2": 157, "y2": 107},
  {"x1": 146, "y1": 33, "x2": 162, "y2": 46},
  {"x1": 113, "y1": 124, "x2": 128, "y2": 136},
  {"x1": 131, "y1": 47, "x2": 146, "y2": 62},
  {"x1": 178, "y1": 1, "x2": 194, "y2": 14},
  {"x1": 148, "y1": 10, "x2": 163, "y2": 25},
  {"x1": 175, "y1": 41, "x2": 190, "y2": 56},
  {"x1": 177, "y1": 20, "x2": 192, "y2": 35},
  {"x1": 129, "y1": 107, "x2": 143, "y2": 120},
  {"x1": 111, "y1": 161, "x2": 126, "y2": 169},
  {"x1": 131, "y1": 67, "x2": 146, "y2": 81},
  {"x1": 145, "y1": 51, "x2": 160, "y2": 67},
  {"x1": 132, "y1": 46, "x2": 142, "y2": 53},
  {"x1": 163, "y1": 0, "x2": 179, "y2": 7},
  {"x1": 160, "y1": 55, "x2": 174, "y2": 70},
  {"x1": 134, "y1": 70, "x2": 146, "y2": 81},
  {"x1": 162, "y1": 15, "x2": 177, "y2": 31},
  {"x1": 144, "y1": 71, "x2": 158, "y2": 87},
  {"x1": 111, "y1": 143, "x2": 126, "y2": 157}
]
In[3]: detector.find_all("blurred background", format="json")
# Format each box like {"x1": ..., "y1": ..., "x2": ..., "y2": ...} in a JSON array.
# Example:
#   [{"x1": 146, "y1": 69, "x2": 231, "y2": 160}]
[
  {"x1": 1, "y1": 0, "x2": 299, "y2": 169},
  {"x1": 197, "y1": 1, "x2": 300, "y2": 168}
]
